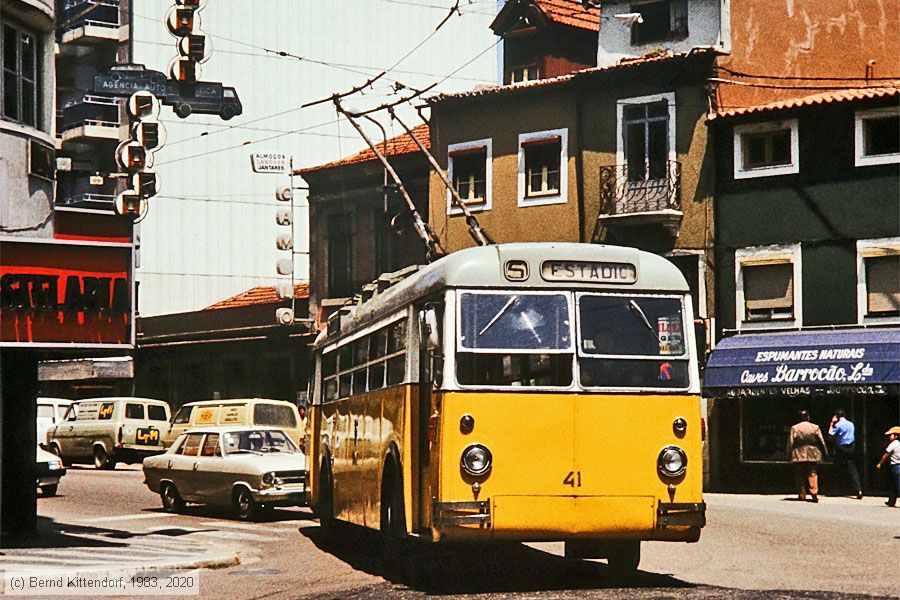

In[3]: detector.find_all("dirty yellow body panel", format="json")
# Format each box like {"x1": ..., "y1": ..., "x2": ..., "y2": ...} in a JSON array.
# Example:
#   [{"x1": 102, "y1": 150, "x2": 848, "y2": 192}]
[{"x1": 308, "y1": 385, "x2": 418, "y2": 533}]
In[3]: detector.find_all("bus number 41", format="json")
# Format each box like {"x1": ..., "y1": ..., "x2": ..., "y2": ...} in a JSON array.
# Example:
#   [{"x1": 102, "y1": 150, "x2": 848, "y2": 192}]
[{"x1": 563, "y1": 471, "x2": 582, "y2": 487}]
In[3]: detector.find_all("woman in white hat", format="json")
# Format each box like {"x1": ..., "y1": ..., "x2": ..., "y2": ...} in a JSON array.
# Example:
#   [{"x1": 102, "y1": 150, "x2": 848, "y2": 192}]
[{"x1": 875, "y1": 426, "x2": 900, "y2": 507}]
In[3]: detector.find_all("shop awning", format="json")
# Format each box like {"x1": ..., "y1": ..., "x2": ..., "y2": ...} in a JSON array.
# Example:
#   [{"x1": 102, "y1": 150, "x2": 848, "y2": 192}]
[{"x1": 704, "y1": 328, "x2": 900, "y2": 391}]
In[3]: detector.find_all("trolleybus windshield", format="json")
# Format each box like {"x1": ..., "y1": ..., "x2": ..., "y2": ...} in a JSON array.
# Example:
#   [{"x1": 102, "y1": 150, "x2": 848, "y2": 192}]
[
  {"x1": 577, "y1": 294, "x2": 690, "y2": 389},
  {"x1": 457, "y1": 292, "x2": 573, "y2": 387}
]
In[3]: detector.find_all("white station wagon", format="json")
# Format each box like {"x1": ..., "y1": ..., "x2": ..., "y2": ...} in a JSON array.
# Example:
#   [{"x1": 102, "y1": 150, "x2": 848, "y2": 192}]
[{"x1": 143, "y1": 426, "x2": 307, "y2": 520}]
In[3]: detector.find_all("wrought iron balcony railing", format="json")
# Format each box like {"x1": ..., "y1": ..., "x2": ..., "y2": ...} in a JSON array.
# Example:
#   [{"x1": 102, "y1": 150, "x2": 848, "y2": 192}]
[
  {"x1": 57, "y1": 0, "x2": 120, "y2": 34},
  {"x1": 58, "y1": 95, "x2": 120, "y2": 132},
  {"x1": 599, "y1": 160, "x2": 682, "y2": 217}
]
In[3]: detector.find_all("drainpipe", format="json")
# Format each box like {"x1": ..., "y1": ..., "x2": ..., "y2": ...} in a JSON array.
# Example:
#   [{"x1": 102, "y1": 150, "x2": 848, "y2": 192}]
[{"x1": 574, "y1": 80, "x2": 587, "y2": 243}]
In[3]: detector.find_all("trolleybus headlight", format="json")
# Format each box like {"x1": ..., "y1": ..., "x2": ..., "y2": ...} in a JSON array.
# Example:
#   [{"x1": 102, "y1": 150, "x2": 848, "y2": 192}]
[
  {"x1": 461, "y1": 444, "x2": 492, "y2": 476},
  {"x1": 657, "y1": 446, "x2": 687, "y2": 478}
]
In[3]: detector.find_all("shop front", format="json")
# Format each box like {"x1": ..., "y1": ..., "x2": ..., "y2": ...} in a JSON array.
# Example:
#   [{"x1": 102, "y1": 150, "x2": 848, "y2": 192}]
[{"x1": 704, "y1": 328, "x2": 900, "y2": 495}]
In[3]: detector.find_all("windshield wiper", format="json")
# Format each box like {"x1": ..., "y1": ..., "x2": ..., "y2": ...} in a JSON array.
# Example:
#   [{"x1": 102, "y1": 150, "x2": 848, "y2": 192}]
[
  {"x1": 628, "y1": 299, "x2": 657, "y2": 337},
  {"x1": 478, "y1": 295, "x2": 518, "y2": 337}
]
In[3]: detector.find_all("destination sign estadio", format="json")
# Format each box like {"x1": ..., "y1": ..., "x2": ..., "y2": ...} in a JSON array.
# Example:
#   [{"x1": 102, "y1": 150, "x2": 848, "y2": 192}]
[{"x1": 540, "y1": 260, "x2": 637, "y2": 284}]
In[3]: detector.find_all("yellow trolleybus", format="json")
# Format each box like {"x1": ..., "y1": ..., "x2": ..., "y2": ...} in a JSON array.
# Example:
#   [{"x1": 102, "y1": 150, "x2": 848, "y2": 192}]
[{"x1": 307, "y1": 242, "x2": 705, "y2": 571}]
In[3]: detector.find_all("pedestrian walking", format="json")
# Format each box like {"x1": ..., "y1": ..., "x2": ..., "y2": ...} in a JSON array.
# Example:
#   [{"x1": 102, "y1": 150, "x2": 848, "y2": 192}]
[
  {"x1": 788, "y1": 410, "x2": 828, "y2": 502},
  {"x1": 875, "y1": 426, "x2": 900, "y2": 508},
  {"x1": 829, "y1": 409, "x2": 863, "y2": 499}
]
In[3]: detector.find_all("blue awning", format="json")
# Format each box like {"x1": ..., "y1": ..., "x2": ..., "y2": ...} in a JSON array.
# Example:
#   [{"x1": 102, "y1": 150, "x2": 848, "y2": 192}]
[{"x1": 704, "y1": 328, "x2": 900, "y2": 390}]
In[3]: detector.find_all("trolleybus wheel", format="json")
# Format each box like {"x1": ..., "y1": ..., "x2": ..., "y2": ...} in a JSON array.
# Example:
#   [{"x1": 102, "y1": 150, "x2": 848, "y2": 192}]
[
  {"x1": 606, "y1": 540, "x2": 641, "y2": 573},
  {"x1": 318, "y1": 456, "x2": 336, "y2": 534},
  {"x1": 380, "y1": 454, "x2": 406, "y2": 581}
]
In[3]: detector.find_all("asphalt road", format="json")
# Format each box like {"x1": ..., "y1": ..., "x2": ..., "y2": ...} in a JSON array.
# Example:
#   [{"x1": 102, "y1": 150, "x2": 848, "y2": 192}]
[{"x1": 29, "y1": 464, "x2": 900, "y2": 599}]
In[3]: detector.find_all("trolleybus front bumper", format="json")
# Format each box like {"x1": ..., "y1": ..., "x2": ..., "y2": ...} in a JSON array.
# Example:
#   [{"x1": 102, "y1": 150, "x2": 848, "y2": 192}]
[{"x1": 432, "y1": 498, "x2": 705, "y2": 541}]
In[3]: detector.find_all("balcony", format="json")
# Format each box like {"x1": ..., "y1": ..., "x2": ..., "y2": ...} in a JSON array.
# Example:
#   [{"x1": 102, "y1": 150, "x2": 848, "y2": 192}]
[
  {"x1": 58, "y1": 95, "x2": 121, "y2": 144},
  {"x1": 56, "y1": 175, "x2": 118, "y2": 211},
  {"x1": 57, "y1": 0, "x2": 122, "y2": 45},
  {"x1": 594, "y1": 160, "x2": 682, "y2": 248}
]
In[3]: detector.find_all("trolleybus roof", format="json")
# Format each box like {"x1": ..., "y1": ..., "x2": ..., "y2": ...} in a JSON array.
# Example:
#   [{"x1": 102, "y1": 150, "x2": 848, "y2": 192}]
[{"x1": 317, "y1": 243, "x2": 689, "y2": 346}]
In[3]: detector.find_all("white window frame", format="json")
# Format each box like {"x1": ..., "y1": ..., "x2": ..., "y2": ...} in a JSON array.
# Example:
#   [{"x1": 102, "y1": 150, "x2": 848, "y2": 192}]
[
  {"x1": 856, "y1": 237, "x2": 900, "y2": 325},
  {"x1": 447, "y1": 138, "x2": 492, "y2": 215},
  {"x1": 854, "y1": 107, "x2": 900, "y2": 167},
  {"x1": 735, "y1": 243, "x2": 802, "y2": 330},
  {"x1": 733, "y1": 119, "x2": 799, "y2": 179},
  {"x1": 616, "y1": 92, "x2": 676, "y2": 179},
  {"x1": 517, "y1": 127, "x2": 568, "y2": 207}
]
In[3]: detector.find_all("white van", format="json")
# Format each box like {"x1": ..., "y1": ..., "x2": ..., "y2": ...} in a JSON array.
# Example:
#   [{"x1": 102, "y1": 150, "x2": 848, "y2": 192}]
[
  {"x1": 37, "y1": 398, "x2": 72, "y2": 448},
  {"x1": 164, "y1": 399, "x2": 303, "y2": 449},
  {"x1": 46, "y1": 397, "x2": 170, "y2": 469}
]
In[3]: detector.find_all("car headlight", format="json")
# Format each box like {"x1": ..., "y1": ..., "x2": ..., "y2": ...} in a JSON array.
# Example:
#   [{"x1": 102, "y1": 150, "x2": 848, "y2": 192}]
[
  {"x1": 48, "y1": 460, "x2": 62, "y2": 471},
  {"x1": 261, "y1": 472, "x2": 276, "y2": 486},
  {"x1": 460, "y1": 444, "x2": 492, "y2": 476},
  {"x1": 657, "y1": 446, "x2": 687, "y2": 478}
]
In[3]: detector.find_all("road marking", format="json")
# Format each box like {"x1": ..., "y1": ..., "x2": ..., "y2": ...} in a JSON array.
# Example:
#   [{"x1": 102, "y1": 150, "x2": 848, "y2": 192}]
[
  {"x1": 80, "y1": 513, "x2": 171, "y2": 523},
  {"x1": 190, "y1": 530, "x2": 283, "y2": 543}
]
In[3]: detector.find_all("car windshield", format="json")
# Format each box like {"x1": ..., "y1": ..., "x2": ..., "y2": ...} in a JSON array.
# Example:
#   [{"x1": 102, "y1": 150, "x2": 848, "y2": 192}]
[
  {"x1": 458, "y1": 292, "x2": 571, "y2": 351},
  {"x1": 221, "y1": 430, "x2": 298, "y2": 455}
]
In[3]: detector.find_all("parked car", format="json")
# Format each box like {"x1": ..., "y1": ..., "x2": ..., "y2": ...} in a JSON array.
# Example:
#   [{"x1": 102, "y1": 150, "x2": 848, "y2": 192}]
[
  {"x1": 36, "y1": 445, "x2": 65, "y2": 497},
  {"x1": 164, "y1": 399, "x2": 303, "y2": 448},
  {"x1": 46, "y1": 397, "x2": 170, "y2": 469},
  {"x1": 37, "y1": 397, "x2": 72, "y2": 448},
  {"x1": 143, "y1": 426, "x2": 307, "y2": 521}
]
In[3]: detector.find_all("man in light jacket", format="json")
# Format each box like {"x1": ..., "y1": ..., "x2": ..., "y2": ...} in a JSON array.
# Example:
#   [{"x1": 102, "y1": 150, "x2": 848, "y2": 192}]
[{"x1": 788, "y1": 410, "x2": 828, "y2": 503}]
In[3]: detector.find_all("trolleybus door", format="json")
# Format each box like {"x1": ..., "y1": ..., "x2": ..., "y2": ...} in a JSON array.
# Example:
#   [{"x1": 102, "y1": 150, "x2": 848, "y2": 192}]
[{"x1": 416, "y1": 304, "x2": 441, "y2": 530}]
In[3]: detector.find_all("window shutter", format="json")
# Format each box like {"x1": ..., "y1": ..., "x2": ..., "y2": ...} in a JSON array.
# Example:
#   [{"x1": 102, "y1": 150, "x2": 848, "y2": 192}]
[
  {"x1": 744, "y1": 263, "x2": 793, "y2": 310},
  {"x1": 865, "y1": 255, "x2": 900, "y2": 315}
]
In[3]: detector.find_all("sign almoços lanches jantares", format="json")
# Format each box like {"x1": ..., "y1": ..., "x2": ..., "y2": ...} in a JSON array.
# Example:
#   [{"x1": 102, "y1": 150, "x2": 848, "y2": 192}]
[{"x1": 0, "y1": 240, "x2": 133, "y2": 347}]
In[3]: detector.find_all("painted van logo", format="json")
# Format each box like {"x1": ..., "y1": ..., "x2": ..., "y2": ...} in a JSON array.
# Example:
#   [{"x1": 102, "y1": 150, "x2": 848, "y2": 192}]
[
  {"x1": 98, "y1": 403, "x2": 115, "y2": 420},
  {"x1": 136, "y1": 428, "x2": 159, "y2": 445}
]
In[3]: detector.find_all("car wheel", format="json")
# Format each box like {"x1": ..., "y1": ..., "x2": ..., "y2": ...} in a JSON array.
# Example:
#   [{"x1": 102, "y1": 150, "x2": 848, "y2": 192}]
[
  {"x1": 161, "y1": 483, "x2": 185, "y2": 512},
  {"x1": 40, "y1": 484, "x2": 58, "y2": 497},
  {"x1": 606, "y1": 540, "x2": 641, "y2": 574},
  {"x1": 175, "y1": 103, "x2": 192, "y2": 119},
  {"x1": 220, "y1": 105, "x2": 236, "y2": 120},
  {"x1": 93, "y1": 445, "x2": 115, "y2": 470},
  {"x1": 234, "y1": 487, "x2": 259, "y2": 521},
  {"x1": 50, "y1": 444, "x2": 69, "y2": 467}
]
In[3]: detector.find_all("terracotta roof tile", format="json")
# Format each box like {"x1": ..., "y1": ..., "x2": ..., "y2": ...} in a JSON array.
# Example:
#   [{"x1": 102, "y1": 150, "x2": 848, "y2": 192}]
[
  {"x1": 535, "y1": 0, "x2": 600, "y2": 32},
  {"x1": 429, "y1": 50, "x2": 715, "y2": 103},
  {"x1": 204, "y1": 283, "x2": 310, "y2": 311},
  {"x1": 297, "y1": 124, "x2": 429, "y2": 174},
  {"x1": 717, "y1": 86, "x2": 900, "y2": 118}
]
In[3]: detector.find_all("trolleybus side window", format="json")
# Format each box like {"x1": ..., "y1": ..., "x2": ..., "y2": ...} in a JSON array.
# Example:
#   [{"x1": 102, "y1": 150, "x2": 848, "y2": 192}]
[
  {"x1": 577, "y1": 294, "x2": 690, "y2": 389},
  {"x1": 321, "y1": 317, "x2": 409, "y2": 401},
  {"x1": 456, "y1": 292, "x2": 573, "y2": 387}
]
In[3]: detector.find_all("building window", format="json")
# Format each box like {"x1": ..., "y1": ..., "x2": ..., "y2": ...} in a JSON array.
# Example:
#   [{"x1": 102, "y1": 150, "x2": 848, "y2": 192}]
[
  {"x1": 518, "y1": 128, "x2": 568, "y2": 206},
  {"x1": 327, "y1": 213, "x2": 353, "y2": 298},
  {"x1": 448, "y1": 139, "x2": 491, "y2": 214},
  {"x1": 1, "y1": 21, "x2": 39, "y2": 127},
  {"x1": 623, "y1": 100, "x2": 669, "y2": 182},
  {"x1": 733, "y1": 120, "x2": 799, "y2": 179},
  {"x1": 857, "y1": 238, "x2": 900, "y2": 324},
  {"x1": 630, "y1": 0, "x2": 688, "y2": 45},
  {"x1": 510, "y1": 64, "x2": 539, "y2": 83},
  {"x1": 855, "y1": 108, "x2": 900, "y2": 167},
  {"x1": 617, "y1": 92, "x2": 676, "y2": 186},
  {"x1": 735, "y1": 244, "x2": 802, "y2": 330}
]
